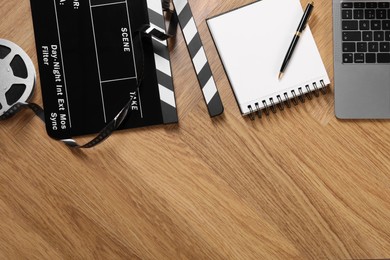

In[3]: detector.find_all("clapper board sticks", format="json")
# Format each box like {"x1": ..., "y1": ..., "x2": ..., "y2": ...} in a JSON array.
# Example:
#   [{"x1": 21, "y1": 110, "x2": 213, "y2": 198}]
[
  {"x1": 171, "y1": 0, "x2": 224, "y2": 117},
  {"x1": 146, "y1": 0, "x2": 178, "y2": 123},
  {"x1": 147, "y1": 0, "x2": 224, "y2": 118}
]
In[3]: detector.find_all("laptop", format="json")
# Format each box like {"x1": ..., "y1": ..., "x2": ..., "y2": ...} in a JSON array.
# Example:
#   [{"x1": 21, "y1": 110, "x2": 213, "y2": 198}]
[{"x1": 333, "y1": 0, "x2": 390, "y2": 119}]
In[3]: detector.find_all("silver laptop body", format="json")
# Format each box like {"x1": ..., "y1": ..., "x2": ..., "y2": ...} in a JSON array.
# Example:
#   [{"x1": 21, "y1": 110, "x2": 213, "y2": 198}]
[{"x1": 333, "y1": 0, "x2": 390, "y2": 119}]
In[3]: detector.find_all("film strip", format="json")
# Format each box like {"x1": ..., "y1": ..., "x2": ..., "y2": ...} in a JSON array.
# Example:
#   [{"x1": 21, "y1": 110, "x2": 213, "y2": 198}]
[
  {"x1": 247, "y1": 80, "x2": 328, "y2": 120},
  {"x1": 172, "y1": 0, "x2": 224, "y2": 117}
]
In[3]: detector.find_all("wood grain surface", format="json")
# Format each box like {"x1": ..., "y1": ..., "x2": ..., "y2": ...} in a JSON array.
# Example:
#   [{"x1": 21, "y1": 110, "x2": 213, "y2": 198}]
[{"x1": 1, "y1": 0, "x2": 390, "y2": 259}]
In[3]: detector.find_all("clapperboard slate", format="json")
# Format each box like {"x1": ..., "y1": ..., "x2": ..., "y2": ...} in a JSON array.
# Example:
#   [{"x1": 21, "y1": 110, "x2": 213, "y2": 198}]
[{"x1": 30, "y1": 0, "x2": 178, "y2": 139}]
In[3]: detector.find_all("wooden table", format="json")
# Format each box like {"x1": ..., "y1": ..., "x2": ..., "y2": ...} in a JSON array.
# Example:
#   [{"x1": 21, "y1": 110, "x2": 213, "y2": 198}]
[{"x1": 1, "y1": 0, "x2": 390, "y2": 259}]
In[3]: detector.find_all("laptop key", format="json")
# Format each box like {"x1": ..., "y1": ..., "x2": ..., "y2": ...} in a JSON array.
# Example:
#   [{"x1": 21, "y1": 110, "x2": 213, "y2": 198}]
[
  {"x1": 342, "y1": 2, "x2": 353, "y2": 8},
  {"x1": 356, "y1": 42, "x2": 367, "y2": 52},
  {"x1": 377, "y1": 53, "x2": 390, "y2": 63},
  {"x1": 360, "y1": 20, "x2": 370, "y2": 30},
  {"x1": 366, "y1": 2, "x2": 378, "y2": 8},
  {"x1": 343, "y1": 53, "x2": 353, "y2": 63},
  {"x1": 380, "y1": 42, "x2": 390, "y2": 52},
  {"x1": 365, "y1": 9, "x2": 376, "y2": 19},
  {"x1": 342, "y1": 10, "x2": 353, "y2": 19},
  {"x1": 368, "y1": 42, "x2": 379, "y2": 52},
  {"x1": 343, "y1": 42, "x2": 356, "y2": 52},
  {"x1": 374, "y1": 31, "x2": 384, "y2": 41},
  {"x1": 376, "y1": 9, "x2": 387, "y2": 19},
  {"x1": 354, "y1": 53, "x2": 365, "y2": 63},
  {"x1": 357, "y1": 42, "x2": 367, "y2": 52},
  {"x1": 383, "y1": 20, "x2": 390, "y2": 30},
  {"x1": 343, "y1": 31, "x2": 362, "y2": 41},
  {"x1": 385, "y1": 31, "x2": 390, "y2": 41},
  {"x1": 378, "y1": 2, "x2": 390, "y2": 8},
  {"x1": 354, "y1": 9, "x2": 364, "y2": 19},
  {"x1": 343, "y1": 21, "x2": 359, "y2": 30},
  {"x1": 371, "y1": 20, "x2": 381, "y2": 30},
  {"x1": 366, "y1": 53, "x2": 376, "y2": 63},
  {"x1": 362, "y1": 31, "x2": 373, "y2": 41},
  {"x1": 354, "y1": 2, "x2": 365, "y2": 8}
]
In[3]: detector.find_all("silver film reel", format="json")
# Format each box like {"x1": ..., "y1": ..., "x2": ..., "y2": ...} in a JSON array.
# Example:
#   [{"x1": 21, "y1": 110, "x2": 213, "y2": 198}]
[{"x1": 0, "y1": 39, "x2": 36, "y2": 118}]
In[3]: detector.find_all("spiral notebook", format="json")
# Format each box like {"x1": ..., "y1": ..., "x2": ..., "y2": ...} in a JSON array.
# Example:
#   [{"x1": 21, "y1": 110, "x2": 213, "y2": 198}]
[{"x1": 207, "y1": 0, "x2": 330, "y2": 118}]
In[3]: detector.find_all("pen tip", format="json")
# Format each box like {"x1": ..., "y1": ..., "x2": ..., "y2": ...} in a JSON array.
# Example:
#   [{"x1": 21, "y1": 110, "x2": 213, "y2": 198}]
[{"x1": 278, "y1": 72, "x2": 283, "y2": 80}]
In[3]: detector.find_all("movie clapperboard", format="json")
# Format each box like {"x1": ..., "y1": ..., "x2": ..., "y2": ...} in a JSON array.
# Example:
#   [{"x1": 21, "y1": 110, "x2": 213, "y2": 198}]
[{"x1": 30, "y1": 0, "x2": 223, "y2": 140}]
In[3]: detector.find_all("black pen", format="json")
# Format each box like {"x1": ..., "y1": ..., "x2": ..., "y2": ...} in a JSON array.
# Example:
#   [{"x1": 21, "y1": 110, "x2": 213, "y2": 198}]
[{"x1": 278, "y1": 1, "x2": 314, "y2": 80}]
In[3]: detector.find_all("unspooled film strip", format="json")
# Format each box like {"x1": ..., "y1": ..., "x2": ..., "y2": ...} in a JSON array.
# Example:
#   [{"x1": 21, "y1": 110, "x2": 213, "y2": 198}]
[{"x1": 172, "y1": 0, "x2": 224, "y2": 117}]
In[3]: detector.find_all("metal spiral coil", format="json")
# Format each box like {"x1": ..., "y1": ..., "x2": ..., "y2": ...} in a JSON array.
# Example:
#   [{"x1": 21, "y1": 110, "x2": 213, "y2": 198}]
[{"x1": 247, "y1": 80, "x2": 328, "y2": 120}]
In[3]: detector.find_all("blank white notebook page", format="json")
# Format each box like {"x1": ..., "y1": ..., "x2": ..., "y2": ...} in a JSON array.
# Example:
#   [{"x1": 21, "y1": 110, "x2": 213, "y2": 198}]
[{"x1": 207, "y1": 0, "x2": 330, "y2": 115}]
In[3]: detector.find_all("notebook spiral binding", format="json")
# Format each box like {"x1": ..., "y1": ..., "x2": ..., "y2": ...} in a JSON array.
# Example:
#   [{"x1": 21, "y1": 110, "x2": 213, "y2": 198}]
[{"x1": 247, "y1": 80, "x2": 328, "y2": 120}]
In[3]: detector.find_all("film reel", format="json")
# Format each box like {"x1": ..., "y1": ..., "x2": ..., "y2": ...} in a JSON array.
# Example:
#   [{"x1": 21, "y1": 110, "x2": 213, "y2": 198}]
[{"x1": 0, "y1": 39, "x2": 36, "y2": 119}]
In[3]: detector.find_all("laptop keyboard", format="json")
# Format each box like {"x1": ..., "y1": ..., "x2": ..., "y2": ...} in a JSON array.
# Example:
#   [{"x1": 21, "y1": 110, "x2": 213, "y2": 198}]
[{"x1": 341, "y1": 1, "x2": 390, "y2": 64}]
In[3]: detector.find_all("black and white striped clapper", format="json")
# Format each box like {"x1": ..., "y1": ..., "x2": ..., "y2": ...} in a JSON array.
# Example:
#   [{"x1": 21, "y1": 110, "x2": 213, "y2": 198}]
[
  {"x1": 171, "y1": 0, "x2": 224, "y2": 117},
  {"x1": 146, "y1": 0, "x2": 179, "y2": 123}
]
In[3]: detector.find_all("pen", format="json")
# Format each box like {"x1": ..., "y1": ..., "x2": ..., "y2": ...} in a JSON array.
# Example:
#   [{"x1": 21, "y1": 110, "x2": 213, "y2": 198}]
[{"x1": 278, "y1": 1, "x2": 314, "y2": 80}]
